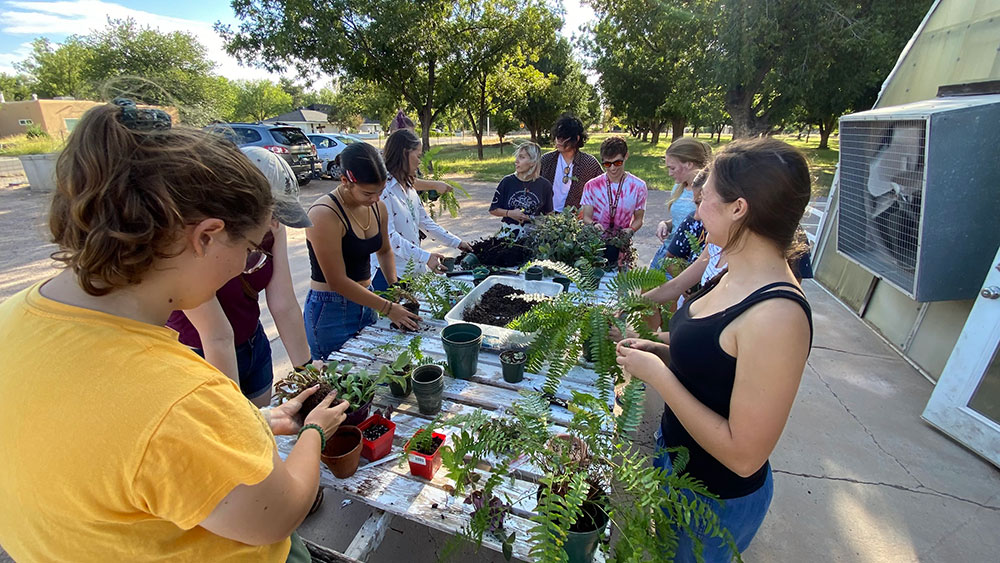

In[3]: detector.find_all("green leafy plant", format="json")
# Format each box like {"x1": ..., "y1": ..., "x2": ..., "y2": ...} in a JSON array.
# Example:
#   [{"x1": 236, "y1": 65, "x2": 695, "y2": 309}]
[
  {"x1": 420, "y1": 146, "x2": 470, "y2": 218},
  {"x1": 526, "y1": 209, "x2": 606, "y2": 270},
  {"x1": 401, "y1": 269, "x2": 472, "y2": 319},
  {"x1": 401, "y1": 414, "x2": 445, "y2": 460},
  {"x1": 508, "y1": 260, "x2": 666, "y2": 403},
  {"x1": 601, "y1": 227, "x2": 638, "y2": 271},
  {"x1": 274, "y1": 361, "x2": 406, "y2": 411}
]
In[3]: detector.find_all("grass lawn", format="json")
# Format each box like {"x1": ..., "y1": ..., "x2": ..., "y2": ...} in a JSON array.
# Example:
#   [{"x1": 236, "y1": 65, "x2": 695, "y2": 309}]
[{"x1": 431, "y1": 132, "x2": 838, "y2": 199}]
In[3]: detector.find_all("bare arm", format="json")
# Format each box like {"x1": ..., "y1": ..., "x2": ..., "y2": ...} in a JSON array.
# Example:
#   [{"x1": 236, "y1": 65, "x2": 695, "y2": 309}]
[
  {"x1": 413, "y1": 177, "x2": 451, "y2": 193},
  {"x1": 617, "y1": 299, "x2": 810, "y2": 476},
  {"x1": 263, "y1": 225, "x2": 311, "y2": 367},
  {"x1": 644, "y1": 250, "x2": 709, "y2": 304},
  {"x1": 581, "y1": 205, "x2": 596, "y2": 225},
  {"x1": 183, "y1": 297, "x2": 238, "y2": 383},
  {"x1": 628, "y1": 209, "x2": 644, "y2": 232}
]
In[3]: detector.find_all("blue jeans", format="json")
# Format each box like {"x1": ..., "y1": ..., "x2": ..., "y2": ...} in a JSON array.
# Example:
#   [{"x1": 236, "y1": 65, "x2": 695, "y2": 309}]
[
  {"x1": 304, "y1": 289, "x2": 377, "y2": 360},
  {"x1": 654, "y1": 431, "x2": 773, "y2": 562},
  {"x1": 650, "y1": 239, "x2": 672, "y2": 270},
  {"x1": 192, "y1": 321, "x2": 273, "y2": 400}
]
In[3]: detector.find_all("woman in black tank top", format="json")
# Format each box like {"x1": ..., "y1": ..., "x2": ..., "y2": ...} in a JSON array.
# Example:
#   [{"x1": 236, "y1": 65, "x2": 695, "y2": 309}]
[
  {"x1": 303, "y1": 143, "x2": 420, "y2": 360},
  {"x1": 616, "y1": 138, "x2": 813, "y2": 561}
]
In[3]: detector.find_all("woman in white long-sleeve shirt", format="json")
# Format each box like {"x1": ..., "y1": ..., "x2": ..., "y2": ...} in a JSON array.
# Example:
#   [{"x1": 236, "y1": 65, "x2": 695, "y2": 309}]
[{"x1": 372, "y1": 129, "x2": 472, "y2": 290}]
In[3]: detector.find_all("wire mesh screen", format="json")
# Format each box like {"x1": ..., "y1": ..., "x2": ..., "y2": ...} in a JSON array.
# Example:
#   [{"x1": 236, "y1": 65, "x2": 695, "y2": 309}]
[{"x1": 838, "y1": 119, "x2": 927, "y2": 293}]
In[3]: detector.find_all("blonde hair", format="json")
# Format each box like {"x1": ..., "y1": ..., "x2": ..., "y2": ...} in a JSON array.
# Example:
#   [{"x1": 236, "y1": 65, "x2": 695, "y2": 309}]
[
  {"x1": 665, "y1": 137, "x2": 713, "y2": 215},
  {"x1": 50, "y1": 104, "x2": 273, "y2": 296},
  {"x1": 515, "y1": 142, "x2": 542, "y2": 181}
]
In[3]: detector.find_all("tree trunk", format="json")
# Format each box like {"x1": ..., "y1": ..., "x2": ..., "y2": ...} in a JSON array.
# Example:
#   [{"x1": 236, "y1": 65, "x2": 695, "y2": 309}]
[
  {"x1": 651, "y1": 126, "x2": 661, "y2": 145},
  {"x1": 641, "y1": 129, "x2": 649, "y2": 142},
  {"x1": 806, "y1": 127, "x2": 811, "y2": 144},
  {"x1": 725, "y1": 88, "x2": 768, "y2": 139},
  {"x1": 671, "y1": 117, "x2": 687, "y2": 141},
  {"x1": 419, "y1": 107, "x2": 433, "y2": 151},
  {"x1": 499, "y1": 134, "x2": 505, "y2": 155},
  {"x1": 817, "y1": 115, "x2": 836, "y2": 150}
]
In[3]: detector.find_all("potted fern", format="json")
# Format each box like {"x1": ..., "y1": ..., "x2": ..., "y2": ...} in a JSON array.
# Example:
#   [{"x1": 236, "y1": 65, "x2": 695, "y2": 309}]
[
  {"x1": 274, "y1": 361, "x2": 407, "y2": 426},
  {"x1": 401, "y1": 269, "x2": 472, "y2": 320}
]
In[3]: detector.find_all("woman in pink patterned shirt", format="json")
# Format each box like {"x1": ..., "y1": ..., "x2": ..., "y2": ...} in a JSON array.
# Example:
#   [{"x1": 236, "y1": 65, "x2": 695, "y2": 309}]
[{"x1": 580, "y1": 136, "x2": 648, "y2": 233}]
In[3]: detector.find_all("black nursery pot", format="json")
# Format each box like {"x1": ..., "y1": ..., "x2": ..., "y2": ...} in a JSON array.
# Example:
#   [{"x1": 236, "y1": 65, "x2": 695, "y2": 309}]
[
  {"x1": 499, "y1": 350, "x2": 527, "y2": 383},
  {"x1": 389, "y1": 373, "x2": 412, "y2": 397},
  {"x1": 390, "y1": 302, "x2": 421, "y2": 331},
  {"x1": 602, "y1": 244, "x2": 621, "y2": 270}
]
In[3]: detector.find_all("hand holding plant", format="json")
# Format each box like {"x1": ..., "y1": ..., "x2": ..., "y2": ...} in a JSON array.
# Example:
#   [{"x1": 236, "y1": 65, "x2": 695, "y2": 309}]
[{"x1": 303, "y1": 390, "x2": 351, "y2": 437}]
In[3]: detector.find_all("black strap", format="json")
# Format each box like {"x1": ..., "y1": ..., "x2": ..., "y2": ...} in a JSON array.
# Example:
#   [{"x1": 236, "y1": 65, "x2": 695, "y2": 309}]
[
  {"x1": 328, "y1": 194, "x2": 353, "y2": 232},
  {"x1": 734, "y1": 283, "x2": 813, "y2": 347}
]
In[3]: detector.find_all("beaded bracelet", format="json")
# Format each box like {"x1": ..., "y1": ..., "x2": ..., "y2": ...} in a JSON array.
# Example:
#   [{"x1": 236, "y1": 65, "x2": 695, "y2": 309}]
[{"x1": 298, "y1": 423, "x2": 327, "y2": 451}]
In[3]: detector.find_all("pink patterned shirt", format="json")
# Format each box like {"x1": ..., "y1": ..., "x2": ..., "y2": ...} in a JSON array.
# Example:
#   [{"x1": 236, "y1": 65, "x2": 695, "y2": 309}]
[{"x1": 580, "y1": 172, "x2": 648, "y2": 231}]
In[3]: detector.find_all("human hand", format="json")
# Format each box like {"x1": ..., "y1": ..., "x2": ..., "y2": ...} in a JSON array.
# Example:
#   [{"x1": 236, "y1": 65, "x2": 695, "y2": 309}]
[
  {"x1": 302, "y1": 390, "x2": 351, "y2": 437},
  {"x1": 508, "y1": 210, "x2": 531, "y2": 223},
  {"x1": 656, "y1": 220, "x2": 673, "y2": 242},
  {"x1": 426, "y1": 252, "x2": 447, "y2": 273},
  {"x1": 615, "y1": 344, "x2": 669, "y2": 386},
  {"x1": 388, "y1": 302, "x2": 421, "y2": 330},
  {"x1": 618, "y1": 338, "x2": 670, "y2": 366},
  {"x1": 608, "y1": 324, "x2": 639, "y2": 342},
  {"x1": 458, "y1": 241, "x2": 473, "y2": 253},
  {"x1": 263, "y1": 385, "x2": 318, "y2": 435},
  {"x1": 594, "y1": 222, "x2": 605, "y2": 231}
]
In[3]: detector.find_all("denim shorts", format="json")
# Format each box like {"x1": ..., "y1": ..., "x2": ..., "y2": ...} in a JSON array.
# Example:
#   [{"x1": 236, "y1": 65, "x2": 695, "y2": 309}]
[
  {"x1": 192, "y1": 321, "x2": 273, "y2": 400},
  {"x1": 653, "y1": 430, "x2": 773, "y2": 562},
  {"x1": 650, "y1": 238, "x2": 672, "y2": 270},
  {"x1": 304, "y1": 288, "x2": 377, "y2": 360}
]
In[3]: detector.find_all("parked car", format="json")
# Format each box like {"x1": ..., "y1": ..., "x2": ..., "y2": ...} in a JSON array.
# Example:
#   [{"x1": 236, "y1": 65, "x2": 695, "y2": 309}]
[
  {"x1": 307, "y1": 133, "x2": 347, "y2": 179},
  {"x1": 205, "y1": 122, "x2": 320, "y2": 186},
  {"x1": 332, "y1": 133, "x2": 366, "y2": 145}
]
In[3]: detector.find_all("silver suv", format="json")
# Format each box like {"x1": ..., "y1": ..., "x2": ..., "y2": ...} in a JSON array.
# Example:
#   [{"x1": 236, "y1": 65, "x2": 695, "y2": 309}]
[{"x1": 205, "y1": 122, "x2": 320, "y2": 186}]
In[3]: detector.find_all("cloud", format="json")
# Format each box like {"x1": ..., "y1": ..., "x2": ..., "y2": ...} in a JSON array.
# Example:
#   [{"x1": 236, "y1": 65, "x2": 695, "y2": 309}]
[{"x1": 0, "y1": 0, "x2": 280, "y2": 81}]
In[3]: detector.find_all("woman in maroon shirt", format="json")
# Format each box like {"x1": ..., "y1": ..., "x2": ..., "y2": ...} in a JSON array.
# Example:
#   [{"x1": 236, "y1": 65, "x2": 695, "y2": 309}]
[{"x1": 167, "y1": 147, "x2": 312, "y2": 407}]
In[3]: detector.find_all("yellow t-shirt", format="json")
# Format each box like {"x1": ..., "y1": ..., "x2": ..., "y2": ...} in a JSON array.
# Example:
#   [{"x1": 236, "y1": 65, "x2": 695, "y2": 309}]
[{"x1": 0, "y1": 282, "x2": 290, "y2": 561}]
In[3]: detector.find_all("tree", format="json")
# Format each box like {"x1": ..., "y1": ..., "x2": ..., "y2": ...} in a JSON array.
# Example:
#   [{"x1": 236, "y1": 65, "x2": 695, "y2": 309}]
[
  {"x1": 279, "y1": 77, "x2": 311, "y2": 109},
  {"x1": 220, "y1": 0, "x2": 558, "y2": 151},
  {"x1": 325, "y1": 78, "x2": 402, "y2": 132},
  {"x1": 514, "y1": 36, "x2": 597, "y2": 143},
  {"x1": 16, "y1": 37, "x2": 93, "y2": 99},
  {"x1": 0, "y1": 73, "x2": 35, "y2": 101},
  {"x1": 232, "y1": 79, "x2": 293, "y2": 122}
]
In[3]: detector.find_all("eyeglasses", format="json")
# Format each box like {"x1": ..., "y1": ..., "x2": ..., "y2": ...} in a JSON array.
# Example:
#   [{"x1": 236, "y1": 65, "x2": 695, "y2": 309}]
[
  {"x1": 244, "y1": 238, "x2": 272, "y2": 274},
  {"x1": 562, "y1": 165, "x2": 571, "y2": 184},
  {"x1": 602, "y1": 159, "x2": 625, "y2": 168}
]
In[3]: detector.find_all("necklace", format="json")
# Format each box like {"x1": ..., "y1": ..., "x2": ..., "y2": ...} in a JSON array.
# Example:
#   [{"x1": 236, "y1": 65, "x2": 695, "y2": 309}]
[
  {"x1": 606, "y1": 173, "x2": 625, "y2": 229},
  {"x1": 336, "y1": 186, "x2": 373, "y2": 231}
]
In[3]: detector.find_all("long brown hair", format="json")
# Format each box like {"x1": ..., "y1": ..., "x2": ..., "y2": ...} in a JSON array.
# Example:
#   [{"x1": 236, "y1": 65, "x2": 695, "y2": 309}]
[
  {"x1": 50, "y1": 104, "x2": 273, "y2": 296},
  {"x1": 665, "y1": 137, "x2": 713, "y2": 215},
  {"x1": 709, "y1": 137, "x2": 810, "y2": 255}
]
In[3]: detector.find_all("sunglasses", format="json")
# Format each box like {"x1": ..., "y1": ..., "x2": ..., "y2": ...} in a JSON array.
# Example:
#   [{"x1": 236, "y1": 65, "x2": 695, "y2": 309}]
[
  {"x1": 244, "y1": 238, "x2": 272, "y2": 274},
  {"x1": 602, "y1": 159, "x2": 625, "y2": 168},
  {"x1": 562, "y1": 165, "x2": 571, "y2": 184}
]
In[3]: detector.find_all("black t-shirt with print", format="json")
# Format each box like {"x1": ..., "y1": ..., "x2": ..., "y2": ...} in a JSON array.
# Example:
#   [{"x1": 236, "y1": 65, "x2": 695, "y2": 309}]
[{"x1": 490, "y1": 174, "x2": 554, "y2": 225}]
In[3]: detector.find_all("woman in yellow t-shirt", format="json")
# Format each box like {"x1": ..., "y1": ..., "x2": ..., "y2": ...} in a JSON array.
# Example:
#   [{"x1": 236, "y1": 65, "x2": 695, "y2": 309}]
[{"x1": 0, "y1": 101, "x2": 348, "y2": 562}]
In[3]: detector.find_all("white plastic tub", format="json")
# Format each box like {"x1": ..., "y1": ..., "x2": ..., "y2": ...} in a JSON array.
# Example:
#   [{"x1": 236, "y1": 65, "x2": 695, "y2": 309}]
[{"x1": 444, "y1": 276, "x2": 562, "y2": 350}]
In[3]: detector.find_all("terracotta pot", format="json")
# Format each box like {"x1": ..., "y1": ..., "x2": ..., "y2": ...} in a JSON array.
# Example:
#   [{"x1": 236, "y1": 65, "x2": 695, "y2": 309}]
[{"x1": 321, "y1": 426, "x2": 363, "y2": 478}]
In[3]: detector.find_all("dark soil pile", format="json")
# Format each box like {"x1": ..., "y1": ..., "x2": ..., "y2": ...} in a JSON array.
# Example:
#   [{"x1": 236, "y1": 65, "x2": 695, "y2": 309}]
[
  {"x1": 414, "y1": 435, "x2": 444, "y2": 455},
  {"x1": 463, "y1": 284, "x2": 539, "y2": 327},
  {"x1": 362, "y1": 424, "x2": 390, "y2": 441},
  {"x1": 299, "y1": 382, "x2": 344, "y2": 421},
  {"x1": 464, "y1": 237, "x2": 533, "y2": 268}
]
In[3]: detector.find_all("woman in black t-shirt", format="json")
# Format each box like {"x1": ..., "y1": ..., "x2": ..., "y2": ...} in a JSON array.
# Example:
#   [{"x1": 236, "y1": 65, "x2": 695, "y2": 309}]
[{"x1": 489, "y1": 142, "x2": 553, "y2": 226}]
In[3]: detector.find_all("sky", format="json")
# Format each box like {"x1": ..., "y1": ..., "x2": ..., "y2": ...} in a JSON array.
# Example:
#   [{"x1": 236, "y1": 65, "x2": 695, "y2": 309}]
[{"x1": 0, "y1": 0, "x2": 596, "y2": 86}]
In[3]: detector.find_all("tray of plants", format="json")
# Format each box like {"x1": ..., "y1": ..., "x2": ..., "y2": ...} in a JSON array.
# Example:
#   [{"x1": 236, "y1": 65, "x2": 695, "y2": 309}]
[{"x1": 444, "y1": 276, "x2": 562, "y2": 350}]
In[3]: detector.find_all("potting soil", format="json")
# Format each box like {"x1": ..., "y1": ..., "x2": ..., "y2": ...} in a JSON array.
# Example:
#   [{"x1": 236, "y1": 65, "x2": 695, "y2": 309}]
[
  {"x1": 462, "y1": 284, "x2": 540, "y2": 327},
  {"x1": 464, "y1": 237, "x2": 532, "y2": 268},
  {"x1": 414, "y1": 435, "x2": 444, "y2": 455},
  {"x1": 362, "y1": 424, "x2": 390, "y2": 441}
]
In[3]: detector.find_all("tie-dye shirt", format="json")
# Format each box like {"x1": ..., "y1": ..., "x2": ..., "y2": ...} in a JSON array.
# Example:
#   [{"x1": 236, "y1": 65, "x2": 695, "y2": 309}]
[{"x1": 580, "y1": 172, "x2": 648, "y2": 231}]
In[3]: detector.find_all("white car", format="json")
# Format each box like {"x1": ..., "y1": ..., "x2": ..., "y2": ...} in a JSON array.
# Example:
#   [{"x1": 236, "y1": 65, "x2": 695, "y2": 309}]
[{"x1": 307, "y1": 134, "x2": 348, "y2": 178}]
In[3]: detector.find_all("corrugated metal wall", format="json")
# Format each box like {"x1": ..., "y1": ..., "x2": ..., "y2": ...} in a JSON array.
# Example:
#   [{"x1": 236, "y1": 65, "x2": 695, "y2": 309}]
[{"x1": 813, "y1": 0, "x2": 1000, "y2": 380}]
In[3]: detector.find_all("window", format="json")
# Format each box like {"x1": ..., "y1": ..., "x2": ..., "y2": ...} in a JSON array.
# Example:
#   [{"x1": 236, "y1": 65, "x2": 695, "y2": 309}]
[
  {"x1": 309, "y1": 136, "x2": 328, "y2": 149},
  {"x1": 234, "y1": 128, "x2": 262, "y2": 144},
  {"x1": 18, "y1": 119, "x2": 33, "y2": 126},
  {"x1": 269, "y1": 127, "x2": 309, "y2": 146},
  {"x1": 64, "y1": 118, "x2": 80, "y2": 132}
]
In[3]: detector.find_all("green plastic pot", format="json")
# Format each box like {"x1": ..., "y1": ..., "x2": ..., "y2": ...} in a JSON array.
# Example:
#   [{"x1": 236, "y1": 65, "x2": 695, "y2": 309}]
[
  {"x1": 441, "y1": 256, "x2": 456, "y2": 272},
  {"x1": 499, "y1": 350, "x2": 526, "y2": 383},
  {"x1": 412, "y1": 364, "x2": 445, "y2": 415},
  {"x1": 553, "y1": 276, "x2": 572, "y2": 292},
  {"x1": 589, "y1": 266, "x2": 604, "y2": 286},
  {"x1": 461, "y1": 253, "x2": 480, "y2": 270},
  {"x1": 389, "y1": 373, "x2": 412, "y2": 397},
  {"x1": 563, "y1": 502, "x2": 609, "y2": 563},
  {"x1": 524, "y1": 266, "x2": 543, "y2": 281},
  {"x1": 441, "y1": 323, "x2": 483, "y2": 379}
]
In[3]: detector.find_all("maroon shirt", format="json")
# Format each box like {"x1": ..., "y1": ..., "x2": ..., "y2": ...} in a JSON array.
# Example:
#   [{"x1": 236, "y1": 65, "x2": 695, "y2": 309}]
[{"x1": 167, "y1": 230, "x2": 275, "y2": 348}]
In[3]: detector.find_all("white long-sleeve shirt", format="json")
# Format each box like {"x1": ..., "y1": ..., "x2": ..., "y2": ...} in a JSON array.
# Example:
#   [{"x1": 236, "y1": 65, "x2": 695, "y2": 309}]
[{"x1": 372, "y1": 177, "x2": 462, "y2": 278}]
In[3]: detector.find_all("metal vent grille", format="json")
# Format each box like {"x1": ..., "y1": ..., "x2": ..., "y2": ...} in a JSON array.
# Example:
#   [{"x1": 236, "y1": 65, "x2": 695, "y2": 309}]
[{"x1": 838, "y1": 119, "x2": 927, "y2": 293}]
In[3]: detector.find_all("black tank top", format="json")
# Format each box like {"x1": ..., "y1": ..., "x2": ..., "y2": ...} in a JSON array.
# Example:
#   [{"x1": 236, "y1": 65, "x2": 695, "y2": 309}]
[
  {"x1": 662, "y1": 279, "x2": 813, "y2": 499},
  {"x1": 307, "y1": 194, "x2": 382, "y2": 283}
]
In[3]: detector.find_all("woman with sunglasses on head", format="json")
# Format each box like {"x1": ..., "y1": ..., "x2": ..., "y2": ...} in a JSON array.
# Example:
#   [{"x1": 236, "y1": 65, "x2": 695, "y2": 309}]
[
  {"x1": 167, "y1": 147, "x2": 313, "y2": 408},
  {"x1": 651, "y1": 138, "x2": 713, "y2": 270},
  {"x1": 0, "y1": 102, "x2": 349, "y2": 562},
  {"x1": 304, "y1": 142, "x2": 419, "y2": 361},
  {"x1": 539, "y1": 113, "x2": 603, "y2": 211},
  {"x1": 616, "y1": 138, "x2": 813, "y2": 562},
  {"x1": 489, "y1": 141, "x2": 553, "y2": 232},
  {"x1": 372, "y1": 129, "x2": 472, "y2": 290}
]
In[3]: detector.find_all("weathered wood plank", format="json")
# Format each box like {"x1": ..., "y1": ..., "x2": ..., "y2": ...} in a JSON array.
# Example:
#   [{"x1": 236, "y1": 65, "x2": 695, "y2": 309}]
[
  {"x1": 343, "y1": 509, "x2": 392, "y2": 562},
  {"x1": 303, "y1": 538, "x2": 364, "y2": 563}
]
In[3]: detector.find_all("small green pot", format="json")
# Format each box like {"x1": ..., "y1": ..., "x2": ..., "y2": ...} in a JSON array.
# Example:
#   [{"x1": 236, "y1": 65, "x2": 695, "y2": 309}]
[
  {"x1": 389, "y1": 373, "x2": 412, "y2": 397},
  {"x1": 563, "y1": 503, "x2": 609, "y2": 563},
  {"x1": 461, "y1": 253, "x2": 480, "y2": 270},
  {"x1": 441, "y1": 323, "x2": 483, "y2": 379},
  {"x1": 553, "y1": 276, "x2": 572, "y2": 292},
  {"x1": 499, "y1": 350, "x2": 527, "y2": 383},
  {"x1": 472, "y1": 267, "x2": 490, "y2": 286},
  {"x1": 524, "y1": 266, "x2": 543, "y2": 281},
  {"x1": 412, "y1": 364, "x2": 445, "y2": 415},
  {"x1": 442, "y1": 256, "x2": 456, "y2": 272},
  {"x1": 589, "y1": 266, "x2": 604, "y2": 286}
]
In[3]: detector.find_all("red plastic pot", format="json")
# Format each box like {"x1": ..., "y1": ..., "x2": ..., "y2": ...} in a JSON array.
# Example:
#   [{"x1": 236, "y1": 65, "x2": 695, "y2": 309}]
[
  {"x1": 405, "y1": 430, "x2": 446, "y2": 480},
  {"x1": 358, "y1": 413, "x2": 396, "y2": 462}
]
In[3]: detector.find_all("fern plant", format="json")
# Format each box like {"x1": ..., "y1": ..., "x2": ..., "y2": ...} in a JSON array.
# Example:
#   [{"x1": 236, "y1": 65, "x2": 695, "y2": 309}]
[
  {"x1": 419, "y1": 146, "x2": 469, "y2": 218},
  {"x1": 507, "y1": 260, "x2": 666, "y2": 402},
  {"x1": 401, "y1": 269, "x2": 472, "y2": 319}
]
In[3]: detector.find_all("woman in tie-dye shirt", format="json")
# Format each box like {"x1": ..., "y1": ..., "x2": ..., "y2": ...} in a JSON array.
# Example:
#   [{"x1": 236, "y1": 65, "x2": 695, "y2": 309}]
[{"x1": 580, "y1": 136, "x2": 647, "y2": 233}]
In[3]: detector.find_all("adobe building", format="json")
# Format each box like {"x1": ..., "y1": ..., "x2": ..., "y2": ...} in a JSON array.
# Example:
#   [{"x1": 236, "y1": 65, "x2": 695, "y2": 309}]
[{"x1": 0, "y1": 98, "x2": 178, "y2": 139}]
